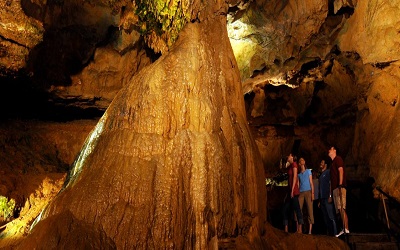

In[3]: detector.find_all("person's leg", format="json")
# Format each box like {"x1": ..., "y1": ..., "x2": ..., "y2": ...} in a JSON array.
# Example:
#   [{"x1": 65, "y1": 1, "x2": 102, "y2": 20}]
[
  {"x1": 298, "y1": 192, "x2": 305, "y2": 212},
  {"x1": 292, "y1": 195, "x2": 303, "y2": 233},
  {"x1": 334, "y1": 188, "x2": 350, "y2": 236},
  {"x1": 282, "y1": 196, "x2": 290, "y2": 232},
  {"x1": 324, "y1": 198, "x2": 338, "y2": 236},
  {"x1": 320, "y1": 200, "x2": 330, "y2": 235},
  {"x1": 341, "y1": 188, "x2": 349, "y2": 232},
  {"x1": 304, "y1": 191, "x2": 314, "y2": 234},
  {"x1": 298, "y1": 192, "x2": 305, "y2": 232},
  {"x1": 339, "y1": 209, "x2": 348, "y2": 232},
  {"x1": 337, "y1": 188, "x2": 349, "y2": 233},
  {"x1": 333, "y1": 188, "x2": 342, "y2": 233}
]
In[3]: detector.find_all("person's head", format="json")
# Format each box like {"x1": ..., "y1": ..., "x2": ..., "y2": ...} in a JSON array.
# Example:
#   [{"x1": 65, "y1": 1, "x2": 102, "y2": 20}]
[
  {"x1": 287, "y1": 153, "x2": 297, "y2": 164},
  {"x1": 299, "y1": 157, "x2": 306, "y2": 170},
  {"x1": 328, "y1": 146, "x2": 338, "y2": 160},
  {"x1": 320, "y1": 159, "x2": 327, "y2": 170}
]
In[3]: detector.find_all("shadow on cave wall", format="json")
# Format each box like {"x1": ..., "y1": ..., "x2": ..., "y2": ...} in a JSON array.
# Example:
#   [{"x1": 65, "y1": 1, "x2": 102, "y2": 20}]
[
  {"x1": 0, "y1": 75, "x2": 104, "y2": 121},
  {"x1": 0, "y1": 0, "x2": 163, "y2": 122}
]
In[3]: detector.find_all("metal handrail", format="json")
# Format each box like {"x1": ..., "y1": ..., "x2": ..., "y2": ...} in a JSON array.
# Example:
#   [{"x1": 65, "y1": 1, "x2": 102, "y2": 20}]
[
  {"x1": 376, "y1": 186, "x2": 400, "y2": 206},
  {"x1": 375, "y1": 186, "x2": 400, "y2": 241}
]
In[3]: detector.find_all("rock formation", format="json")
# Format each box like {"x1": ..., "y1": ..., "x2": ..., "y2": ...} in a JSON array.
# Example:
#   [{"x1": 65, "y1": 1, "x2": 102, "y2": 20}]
[{"x1": 10, "y1": 0, "x2": 269, "y2": 248}]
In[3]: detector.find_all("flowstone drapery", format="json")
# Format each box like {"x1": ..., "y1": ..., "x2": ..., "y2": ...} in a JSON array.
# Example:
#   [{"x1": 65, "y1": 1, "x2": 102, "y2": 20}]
[{"x1": 18, "y1": 5, "x2": 267, "y2": 249}]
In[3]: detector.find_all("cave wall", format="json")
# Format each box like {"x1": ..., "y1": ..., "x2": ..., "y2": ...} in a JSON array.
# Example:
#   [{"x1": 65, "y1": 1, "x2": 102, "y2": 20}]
[
  {"x1": 0, "y1": 119, "x2": 96, "y2": 204},
  {"x1": 0, "y1": 0, "x2": 44, "y2": 75},
  {"x1": 234, "y1": 0, "x2": 400, "y2": 202},
  {"x1": 0, "y1": 0, "x2": 153, "y2": 113},
  {"x1": 338, "y1": 0, "x2": 400, "y2": 198},
  {"x1": 0, "y1": 119, "x2": 96, "y2": 245}
]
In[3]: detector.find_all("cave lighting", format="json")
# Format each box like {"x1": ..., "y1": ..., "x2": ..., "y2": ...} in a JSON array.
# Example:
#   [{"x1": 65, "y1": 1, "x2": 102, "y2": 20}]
[
  {"x1": 0, "y1": 196, "x2": 15, "y2": 220},
  {"x1": 227, "y1": 17, "x2": 252, "y2": 40},
  {"x1": 227, "y1": 16, "x2": 258, "y2": 77},
  {"x1": 0, "y1": 196, "x2": 23, "y2": 240},
  {"x1": 265, "y1": 178, "x2": 288, "y2": 187},
  {"x1": 227, "y1": 15, "x2": 298, "y2": 90}
]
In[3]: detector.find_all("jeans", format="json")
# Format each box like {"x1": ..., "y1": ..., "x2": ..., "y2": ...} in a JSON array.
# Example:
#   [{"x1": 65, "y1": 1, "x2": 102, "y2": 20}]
[
  {"x1": 283, "y1": 195, "x2": 304, "y2": 226},
  {"x1": 320, "y1": 198, "x2": 337, "y2": 235}
]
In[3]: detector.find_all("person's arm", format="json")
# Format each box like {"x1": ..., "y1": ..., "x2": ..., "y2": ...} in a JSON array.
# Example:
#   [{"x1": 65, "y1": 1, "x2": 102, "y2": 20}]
[
  {"x1": 338, "y1": 166, "x2": 344, "y2": 188},
  {"x1": 292, "y1": 167, "x2": 298, "y2": 198},
  {"x1": 328, "y1": 171, "x2": 333, "y2": 203},
  {"x1": 309, "y1": 174, "x2": 314, "y2": 200},
  {"x1": 318, "y1": 178, "x2": 321, "y2": 199}
]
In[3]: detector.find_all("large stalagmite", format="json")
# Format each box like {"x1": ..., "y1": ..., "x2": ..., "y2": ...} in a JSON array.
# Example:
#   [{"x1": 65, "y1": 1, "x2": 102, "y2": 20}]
[{"x1": 17, "y1": 2, "x2": 266, "y2": 249}]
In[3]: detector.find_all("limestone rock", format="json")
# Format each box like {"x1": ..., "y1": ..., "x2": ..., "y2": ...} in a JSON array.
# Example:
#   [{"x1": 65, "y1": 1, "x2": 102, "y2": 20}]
[
  {"x1": 0, "y1": 0, "x2": 44, "y2": 74},
  {"x1": 339, "y1": 0, "x2": 400, "y2": 64},
  {"x1": 16, "y1": 11, "x2": 267, "y2": 248}
]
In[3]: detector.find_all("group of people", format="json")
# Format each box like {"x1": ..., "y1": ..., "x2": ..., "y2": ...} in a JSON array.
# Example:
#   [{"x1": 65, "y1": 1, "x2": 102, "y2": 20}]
[{"x1": 282, "y1": 146, "x2": 350, "y2": 237}]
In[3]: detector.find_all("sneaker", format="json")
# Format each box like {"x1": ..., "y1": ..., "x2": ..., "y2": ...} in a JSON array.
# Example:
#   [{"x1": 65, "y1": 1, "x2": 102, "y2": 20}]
[
  {"x1": 345, "y1": 229, "x2": 350, "y2": 234},
  {"x1": 335, "y1": 230, "x2": 344, "y2": 237}
]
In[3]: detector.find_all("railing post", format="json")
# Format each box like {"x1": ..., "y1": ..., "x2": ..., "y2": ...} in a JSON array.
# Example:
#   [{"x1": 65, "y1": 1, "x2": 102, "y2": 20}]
[{"x1": 381, "y1": 193, "x2": 390, "y2": 230}]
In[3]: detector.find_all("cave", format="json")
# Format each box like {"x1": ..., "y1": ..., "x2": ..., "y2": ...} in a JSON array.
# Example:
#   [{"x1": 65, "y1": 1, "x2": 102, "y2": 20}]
[{"x1": 0, "y1": 0, "x2": 399, "y2": 249}]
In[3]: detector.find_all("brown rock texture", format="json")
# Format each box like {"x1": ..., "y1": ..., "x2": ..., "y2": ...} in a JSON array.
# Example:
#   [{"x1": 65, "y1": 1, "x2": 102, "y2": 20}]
[
  {"x1": 263, "y1": 223, "x2": 349, "y2": 250},
  {"x1": 0, "y1": 0, "x2": 44, "y2": 74},
  {"x1": 0, "y1": 120, "x2": 96, "y2": 248},
  {"x1": 339, "y1": 0, "x2": 400, "y2": 64},
  {"x1": 51, "y1": 44, "x2": 152, "y2": 110},
  {"x1": 229, "y1": 0, "x2": 329, "y2": 85},
  {"x1": 352, "y1": 61, "x2": 400, "y2": 200},
  {"x1": 0, "y1": 173, "x2": 65, "y2": 248},
  {"x1": 338, "y1": 0, "x2": 400, "y2": 200},
  {"x1": 16, "y1": 4, "x2": 267, "y2": 248}
]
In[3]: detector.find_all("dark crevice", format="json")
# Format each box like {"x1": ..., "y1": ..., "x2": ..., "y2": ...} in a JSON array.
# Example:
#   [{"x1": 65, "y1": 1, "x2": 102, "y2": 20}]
[
  {"x1": 335, "y1": 6, "x2": 355, "y2": 17},
  {"x1": 283, "y1": 57, "x2": 296, "y2": 66},
  {"x1": 328, "y1": 0, "x2": 355, "y2": 17},
  {"x1": 0, "y1": 34, "x2": 29, "y2": 49},
  {"x1": 291, "y1": 139, "x2": 301, "y2": 156},
  {"x1": 299, "y1": 59, "x2": 321, "y2": 74},
  {"x1": 26, "y1": 25, "x2": 102, "y2": 88},
  {"x1": 250, "y1": 65, "x2": 267, "y2": 78},
  {"x1": 297, "y1": 81, "x2": 326, "y2": 126},
  {"x1": 329, "y1": 45, "x2": 341, "y2": 56},
  {"x1": 143, "y1": 42, "x2": 161, "y2": 62},
  {"x1": 227, "y1": 5, "x2": 248, "y2": 22},
  {"x1": 0, "y1": 75, "x2": 103, "y2": 122},
  {"x1": 20, "y1": 0, "x2": 46, "y2": 22},
  {"x1": 372, "y1": 60, "x2": 398, "y2": 70}
]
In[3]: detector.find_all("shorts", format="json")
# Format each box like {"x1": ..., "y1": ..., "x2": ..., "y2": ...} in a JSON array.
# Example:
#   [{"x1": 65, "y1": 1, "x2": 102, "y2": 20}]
[{"x1": 333, "y1": 187, "x2": 346, "y2": 213}]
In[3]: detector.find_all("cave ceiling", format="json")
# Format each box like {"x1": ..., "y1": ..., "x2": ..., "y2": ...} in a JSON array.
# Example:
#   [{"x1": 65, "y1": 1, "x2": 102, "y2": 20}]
[{"x1": 0, "y1": 0, "x2": 360, "y2": 112}]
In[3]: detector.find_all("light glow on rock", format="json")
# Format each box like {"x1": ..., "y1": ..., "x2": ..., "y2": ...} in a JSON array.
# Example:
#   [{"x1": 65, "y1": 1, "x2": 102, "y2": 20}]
[
  {"x1": 67, "y1": 114, "x2": 107, "y2": 187},
  {"x1": 0, "y1": 196, "x2": 15, "y2": 222},
  {"x1": 227, "y1": 15, "x2": 299, "y2": 92},
  {"x1": 227, "y1": 17, "x2": 258, "y2": 80}
]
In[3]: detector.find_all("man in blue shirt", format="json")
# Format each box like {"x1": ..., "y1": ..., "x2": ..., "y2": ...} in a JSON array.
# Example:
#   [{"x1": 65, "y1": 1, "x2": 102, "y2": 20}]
[{"x1": 318, "y1": 160, "x2": 337, "y2": 236}]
